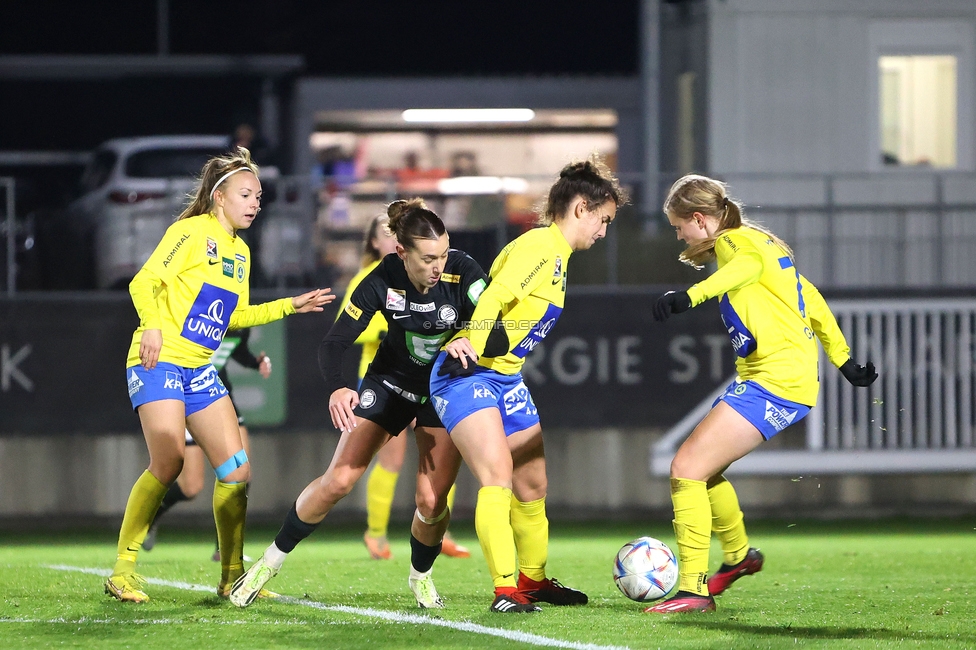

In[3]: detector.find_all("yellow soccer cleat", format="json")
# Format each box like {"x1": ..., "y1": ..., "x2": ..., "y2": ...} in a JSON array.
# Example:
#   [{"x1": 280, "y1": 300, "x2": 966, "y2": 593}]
[
  {"x1": 105, "y1": 573, "x2": 149, "y2": 603},
  {"x1": 218, "y1": 580, "x2": 280, "y2": 601}
]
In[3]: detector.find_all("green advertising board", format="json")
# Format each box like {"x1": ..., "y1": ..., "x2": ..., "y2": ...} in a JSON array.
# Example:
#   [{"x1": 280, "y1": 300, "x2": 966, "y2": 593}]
[{"x1": 224, "y1": 320, "x2": 286, "y2": 426}]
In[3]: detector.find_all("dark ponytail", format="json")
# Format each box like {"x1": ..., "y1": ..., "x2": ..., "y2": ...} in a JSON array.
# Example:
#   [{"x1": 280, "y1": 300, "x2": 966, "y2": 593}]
[
  {"x1": 386, "y1": 198, "x2": 446, "y2": 251},
  {"x1": 539, "y1": 154, "x2": 628, "y2": 225}
]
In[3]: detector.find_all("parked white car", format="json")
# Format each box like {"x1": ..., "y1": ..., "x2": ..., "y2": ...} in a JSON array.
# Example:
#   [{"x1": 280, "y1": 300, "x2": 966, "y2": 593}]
[
  {"x1": 69, "y1": 135, "x2": 315, "y2": 289},
  {"x1": 68, "y1": 136, "x2": 231, "y2": 289}
]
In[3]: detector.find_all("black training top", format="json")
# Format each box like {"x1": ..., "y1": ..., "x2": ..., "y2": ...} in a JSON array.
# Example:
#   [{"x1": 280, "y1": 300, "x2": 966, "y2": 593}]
[{"x1": 318, "y1": 250, "x2": 488, "y2": 396}]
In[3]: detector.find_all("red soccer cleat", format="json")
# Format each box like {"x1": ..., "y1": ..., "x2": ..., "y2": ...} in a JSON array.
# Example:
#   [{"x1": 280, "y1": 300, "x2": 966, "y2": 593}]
[
  {"x1": 517, "y1": 573, "x2": 588, "y2": 605},
  {"x1": 643, "y1": 591, "x2": 716, "y2": 613},
  {"x1": 706, "y1": 547, "x2": 764, "y2": 596}
]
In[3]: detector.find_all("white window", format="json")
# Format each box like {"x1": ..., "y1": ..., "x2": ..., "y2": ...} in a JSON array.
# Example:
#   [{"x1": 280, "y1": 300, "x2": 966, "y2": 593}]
[
  {"x1": 869, "y1": 20, "x2": 974, "y2": 171},
  {"x1": 879, "y1": 55, "x2": 957, "y2": 168}
]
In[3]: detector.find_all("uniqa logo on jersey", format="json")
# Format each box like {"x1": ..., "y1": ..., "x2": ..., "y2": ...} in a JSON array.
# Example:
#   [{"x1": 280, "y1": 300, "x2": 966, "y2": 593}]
[
  {"x1": 511, "y1": 303, "x2": 563, "y2": 359},
  {"x1": 181, "y1": 282, "x2": 240, "y2": 350}
]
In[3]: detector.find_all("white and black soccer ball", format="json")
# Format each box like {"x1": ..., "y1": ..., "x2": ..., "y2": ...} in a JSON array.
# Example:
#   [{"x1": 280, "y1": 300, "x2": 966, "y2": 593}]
[{"x1": 612, "y1": 536, "x2": 678, "y2": 602}]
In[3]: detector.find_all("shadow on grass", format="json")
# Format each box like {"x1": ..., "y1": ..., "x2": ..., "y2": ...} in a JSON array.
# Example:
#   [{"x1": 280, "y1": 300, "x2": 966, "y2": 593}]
[{"x1": 675, "y1": 618, "x2": 976, "y2": 644}]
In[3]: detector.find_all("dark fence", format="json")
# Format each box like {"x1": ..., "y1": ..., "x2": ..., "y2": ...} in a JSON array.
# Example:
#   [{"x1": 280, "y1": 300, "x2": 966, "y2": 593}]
[{"x1": 0, "y1": 289, "x2": 731, "y2": 434}]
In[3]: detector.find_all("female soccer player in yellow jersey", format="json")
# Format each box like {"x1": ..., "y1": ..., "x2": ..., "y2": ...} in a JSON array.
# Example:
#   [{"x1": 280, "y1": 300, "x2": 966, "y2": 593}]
[
  {"x1": 428, "y1": 156, "x2": 628, "y2": 613},
  {"x1": 351, "y1": 215, "x2": 469, "y2": 561},
  {"x1": 106, "y1": 147, "x2": 334, "y2": 603},
  {"x1": 646, "y1": 174, "x2": 877, "y2": 613}
]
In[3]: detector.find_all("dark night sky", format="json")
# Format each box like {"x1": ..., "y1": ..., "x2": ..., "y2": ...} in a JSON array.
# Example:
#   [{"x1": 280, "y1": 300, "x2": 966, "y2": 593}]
[{"x1": 0, "y1": 1, "x2": 640, "y2": 76}]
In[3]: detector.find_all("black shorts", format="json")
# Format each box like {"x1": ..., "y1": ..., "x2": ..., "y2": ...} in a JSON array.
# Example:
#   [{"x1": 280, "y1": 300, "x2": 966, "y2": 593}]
[{"x1": 353, "y1": 374, "x2": 443, "y2": 435}]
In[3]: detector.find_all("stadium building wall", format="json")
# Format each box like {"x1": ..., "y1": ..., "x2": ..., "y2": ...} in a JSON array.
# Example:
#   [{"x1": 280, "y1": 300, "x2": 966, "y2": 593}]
[{"x1": 707, "y1": 0, "x2": 976, "y2": 176}]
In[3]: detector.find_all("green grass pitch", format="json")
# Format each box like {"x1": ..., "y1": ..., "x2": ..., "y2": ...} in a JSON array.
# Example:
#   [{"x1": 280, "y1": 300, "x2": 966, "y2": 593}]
[{"x1": 0, "y1": 518, "x2": 973, "y2": 649}]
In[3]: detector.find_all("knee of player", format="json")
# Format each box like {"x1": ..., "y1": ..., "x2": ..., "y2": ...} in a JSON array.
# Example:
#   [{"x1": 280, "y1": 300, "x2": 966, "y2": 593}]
[
  {"x1": 214, "y1": 449, "x2": 250, "y2": 484},
  {"x1": 322, "y1": 468, "x2": 359, "y2": 498},
  {"x1": 414, "y1": 487, "x2": 445, "y2": 516},
  {"x1": 149, "y1": 458, "x2": 184, "y2": 486}
]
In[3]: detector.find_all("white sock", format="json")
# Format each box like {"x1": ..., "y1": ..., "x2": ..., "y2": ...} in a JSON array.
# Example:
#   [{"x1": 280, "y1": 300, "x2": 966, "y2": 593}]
[
  {"x1": 409, "y1": 565, "x2": 431, "y2": 581},
  {"x1": 264, "y1": 542, "x2": 289, "y2": 570}
]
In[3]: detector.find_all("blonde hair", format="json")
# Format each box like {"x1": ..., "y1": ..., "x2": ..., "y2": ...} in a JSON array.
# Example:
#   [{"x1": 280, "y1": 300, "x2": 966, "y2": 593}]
[
  {"x1": 177, "y1": 147, "x2": 260, "y2": 221},
  {"x1": 663, "y1": 174, "x2": 792, "y2": 269},
  {"x1": 538, "y1": 154, "x2": 629, "y2": 226}
]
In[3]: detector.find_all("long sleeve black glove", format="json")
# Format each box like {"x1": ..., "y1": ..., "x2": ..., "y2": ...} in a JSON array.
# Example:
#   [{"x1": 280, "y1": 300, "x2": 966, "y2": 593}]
[
  {"x1": 653, "y1": 290, "x2": 692, "y2": 322},
  {"x1": 437, "y1": 355, "x2": 478, "y2": 379},
  {"x1": 839, "y1": 359, "x2": 878, "y2": 387}
]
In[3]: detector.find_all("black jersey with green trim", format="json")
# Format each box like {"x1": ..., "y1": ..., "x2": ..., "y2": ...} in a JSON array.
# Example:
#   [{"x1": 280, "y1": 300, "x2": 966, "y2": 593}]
[{"x1": 318, "y1": 250, "x2": 487, "y2": 396}]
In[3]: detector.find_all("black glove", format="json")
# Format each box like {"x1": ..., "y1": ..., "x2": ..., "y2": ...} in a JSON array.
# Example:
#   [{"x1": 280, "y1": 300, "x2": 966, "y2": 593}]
[
  {"x1": 839, "y1": 359, "x2": 878, "y2": 387},
  {"x1": 653, "y1": 291, "x2": 692, "y2": 322},
  {"x1": 437, "y1": 355, "x2": 477, "y2": 379}
]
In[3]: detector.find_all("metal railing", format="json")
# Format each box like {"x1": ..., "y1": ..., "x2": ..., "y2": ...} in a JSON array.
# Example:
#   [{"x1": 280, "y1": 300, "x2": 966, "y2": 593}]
[{"x1": 650, "y1": 297, "x2": 976, "y2": 475}]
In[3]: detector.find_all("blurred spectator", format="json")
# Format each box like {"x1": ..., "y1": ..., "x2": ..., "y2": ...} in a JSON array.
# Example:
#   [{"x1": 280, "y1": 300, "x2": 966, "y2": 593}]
[
  {"x1": 396, "y1": 151, "x2": 447, "y2": 193},
  {"x1": 228, "y1": 123, "x2": 274, "y2": 168},
  {"x1": 449, "y1": 151, "x2": 480, "y2": 176}
]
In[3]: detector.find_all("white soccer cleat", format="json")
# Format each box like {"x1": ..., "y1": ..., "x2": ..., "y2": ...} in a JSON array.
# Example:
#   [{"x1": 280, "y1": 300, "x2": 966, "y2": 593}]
[
  {"x1": 229, "y1": 556, "x2": 279, "y2": 608},
  {"x1": 409, "y1": 571, "x2": 445, "y2": 609}
]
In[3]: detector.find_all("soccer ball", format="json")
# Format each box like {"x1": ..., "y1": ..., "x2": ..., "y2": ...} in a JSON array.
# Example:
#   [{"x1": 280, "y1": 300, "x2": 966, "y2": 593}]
[{"x1": 612, "y1": 537, "x2": 678, "y2": 602}]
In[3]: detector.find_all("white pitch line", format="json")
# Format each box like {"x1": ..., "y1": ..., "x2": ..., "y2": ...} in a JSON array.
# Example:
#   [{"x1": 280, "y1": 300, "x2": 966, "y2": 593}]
[{"x1": 45, "y1": 565, "x2": 629, "y2": 650}]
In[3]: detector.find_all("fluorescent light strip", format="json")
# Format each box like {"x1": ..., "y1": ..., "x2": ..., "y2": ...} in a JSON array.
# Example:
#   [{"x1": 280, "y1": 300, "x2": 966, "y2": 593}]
[
  {"x1": 437, "y1": 176, "x2": 530, "y2": 195},
  {"x1": 402, "y1": 109, "x2": 535, "y2": 123}
]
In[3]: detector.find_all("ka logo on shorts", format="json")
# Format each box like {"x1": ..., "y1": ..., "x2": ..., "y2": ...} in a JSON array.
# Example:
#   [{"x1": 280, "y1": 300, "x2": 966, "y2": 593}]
[
  {"x1": 359, "y1": 389, "x2": 376, "y2": 409},
  {"x1": 164, "y1": 371, "x2": 184, "y2": 391},
  {"x1": 472, "y1": 383, "x2": 497, "y2": 400},
  {"x1": 733, "y1": 383, "x2": 748, "y2": 396}
]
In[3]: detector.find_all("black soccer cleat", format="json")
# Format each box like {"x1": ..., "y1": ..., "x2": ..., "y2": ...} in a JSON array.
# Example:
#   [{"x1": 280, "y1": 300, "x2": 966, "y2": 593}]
[
  {"x1": 517, "y1": 574, "x2": 588, "y2": 606},
  {"x1": 490, "y1": 592, "x2": 542, "y2": 613}
]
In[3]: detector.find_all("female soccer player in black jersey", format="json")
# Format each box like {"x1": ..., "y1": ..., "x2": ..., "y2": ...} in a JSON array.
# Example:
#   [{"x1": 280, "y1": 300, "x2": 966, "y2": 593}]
[{"x1": 230, "y1": 199, "x2": 487, "y2": 608}]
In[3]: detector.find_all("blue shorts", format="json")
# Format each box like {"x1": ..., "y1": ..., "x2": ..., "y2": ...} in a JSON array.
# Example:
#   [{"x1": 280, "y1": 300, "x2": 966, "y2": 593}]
[
  {"x1": 127, "y1": 362, "x2": 228, "y2": 416},
  {"x1": 713, "y1": 378, "x2": 811, "y2": 440},
  {"x1": 429, "y1": 352, "x2": 540, "y2": 436}
]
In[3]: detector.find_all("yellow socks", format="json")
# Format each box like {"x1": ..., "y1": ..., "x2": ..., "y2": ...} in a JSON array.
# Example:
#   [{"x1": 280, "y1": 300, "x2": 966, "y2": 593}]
[
  {"x1": 708, "y1": 475, "x2": 749, "y2": 566},
  {"x1": 446, "y1": 483, "x2": 457, "y2": 514},
  {"x1": 510, "y1": 495, "x2": 548, "y2": 582},
  {"x1": 113, "y1": 470, "x2": 168, "y2": 574},
  {"x1": 670, "y1": 477, "x2": 711, "y2": 596},
  {"x1": 213, "y1": 480, "x2": 248, "y2": 586},
  {"x1": 474, "y1": 486, "x2": 516, "y2": 588},
  {"x1": 365, "y1": 463, "x2": 399, "y2": 538}
]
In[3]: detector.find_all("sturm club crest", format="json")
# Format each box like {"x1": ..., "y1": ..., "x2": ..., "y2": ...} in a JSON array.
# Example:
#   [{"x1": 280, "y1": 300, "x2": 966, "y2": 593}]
[
  {"x1": 437, "y1": 304, "x2": 458, "y2": 325},
  {"x1": 359, "y1": 389, "x2": 377, "y2": 409}
]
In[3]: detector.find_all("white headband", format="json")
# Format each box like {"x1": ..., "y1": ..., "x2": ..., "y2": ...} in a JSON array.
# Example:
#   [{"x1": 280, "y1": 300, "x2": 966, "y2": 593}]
[{"x1": 210, "y1": 167, "x2": 252, "y2": 200}]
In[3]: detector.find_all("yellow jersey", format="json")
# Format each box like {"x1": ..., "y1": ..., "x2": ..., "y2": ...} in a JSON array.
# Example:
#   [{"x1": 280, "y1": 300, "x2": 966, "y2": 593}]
[
  {"x1": 464, "y1": 223, "x2": 573, "y2": 375},
  {"x1": 337, "y1": 260, "x2": 388, "y2": 379},
  {"x1": 686, "y1": 226, "x2": 850, "y2": 405},
  {"x1": 127, "y1": 213, "x2": 294, "y2": 368}
]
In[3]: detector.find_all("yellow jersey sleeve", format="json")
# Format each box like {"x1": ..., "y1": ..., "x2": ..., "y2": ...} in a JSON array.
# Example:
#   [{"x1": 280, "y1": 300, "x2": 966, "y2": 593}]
[
  {"x1": 800, "y1": 274, "x2": 851, "y2": 368},
  {"x1": 686, "y1": 232, "x2": 763, "y2": 306}
]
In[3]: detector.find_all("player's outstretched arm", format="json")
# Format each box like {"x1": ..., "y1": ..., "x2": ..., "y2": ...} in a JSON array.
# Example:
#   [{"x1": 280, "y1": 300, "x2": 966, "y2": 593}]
[{"x1": 292, "y1": 288, "x2": 335, "y2": 313}]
